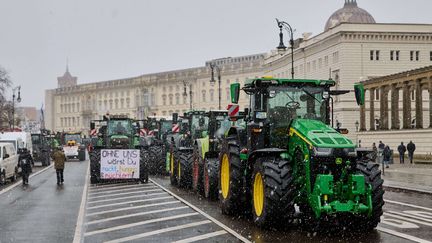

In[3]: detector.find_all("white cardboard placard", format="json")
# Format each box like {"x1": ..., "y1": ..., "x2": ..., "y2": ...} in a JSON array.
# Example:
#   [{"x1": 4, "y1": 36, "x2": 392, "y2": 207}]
[{"x1": 100, "y1": 149, "x2": 140, "y2": 179}]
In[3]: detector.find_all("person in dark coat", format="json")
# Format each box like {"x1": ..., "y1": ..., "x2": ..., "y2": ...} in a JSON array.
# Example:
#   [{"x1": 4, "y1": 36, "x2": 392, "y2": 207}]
[
  {"x1": 407, "y1": 141, "x2": 416, "y2": 164},
  {"x1": 397, "y1": 142, "x2": 406, "y2": 164},
  {"x1": 52, "y1": 147, "x2": 66, "y2": 185},
  {"x1": 383, "y1": 145, "x2": 391, "y2": 168},
  {"x1": 378, "y1": 141, "x2": 385, "y2": 150},
  {"x1": 20, "y1": 158, "x2": 32, "y2": 185},
  {"x1": 371, "y1": 142, "x2": 378, "y2": 162}
]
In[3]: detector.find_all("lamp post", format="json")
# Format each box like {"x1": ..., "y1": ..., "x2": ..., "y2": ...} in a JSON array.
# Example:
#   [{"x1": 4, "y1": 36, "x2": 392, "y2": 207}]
[
  {"x1": 276, "y1": 19, "x2": 295, "y2": 79},
  {"x1": 355, "y1": 120, "x2": 360, "y2": 147},
  {"x1": 209, "y1": 63, "x2": 221, "y2": 110},
  {"x1": 182, "y1": 80, "x2": 193, "y2": 110},
  {"x1": 11, "y1": 86, "x2": 21, "y2": 130}
]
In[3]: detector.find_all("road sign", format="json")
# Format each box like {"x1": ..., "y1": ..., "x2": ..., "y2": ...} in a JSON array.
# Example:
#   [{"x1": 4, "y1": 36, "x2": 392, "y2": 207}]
[{"x1": 227, "y1": 104, "x2": 239, "y2": 117}]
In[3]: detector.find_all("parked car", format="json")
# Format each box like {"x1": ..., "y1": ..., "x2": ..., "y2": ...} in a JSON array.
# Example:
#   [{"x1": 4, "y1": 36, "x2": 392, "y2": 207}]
[{"x1": 0, "y1": 142, "x2": 19, "y2": 185}]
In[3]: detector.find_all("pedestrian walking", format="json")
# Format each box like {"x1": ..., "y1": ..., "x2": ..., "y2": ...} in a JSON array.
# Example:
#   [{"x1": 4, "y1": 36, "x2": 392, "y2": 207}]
[
  {"x1": 52, "y1": 147, "x2": 66, "y2": 185},
  {"x1": 378, "y1": 141, "x2": 385, "y2": 150},
  {"x1": 383, "y1": 145, "x2": 391, "y2": 168},
  {"x1": 20, "y1": 158, "x2": 32, "y2": 185},
  {"x1": 397, "y1": 142, "x2": 406, "y2": 164},
  {"x1": 407, "y1": 140, "x2": 416, "y2": 164},
  {"x1": 371, "y1": 142, "x2": 378, "y2": 162}
]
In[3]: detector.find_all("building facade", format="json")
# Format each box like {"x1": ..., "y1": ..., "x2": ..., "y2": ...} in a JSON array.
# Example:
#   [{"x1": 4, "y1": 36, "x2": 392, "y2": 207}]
[{"x1": 45, "y1": 0, "x2": 432, "y2": 143}]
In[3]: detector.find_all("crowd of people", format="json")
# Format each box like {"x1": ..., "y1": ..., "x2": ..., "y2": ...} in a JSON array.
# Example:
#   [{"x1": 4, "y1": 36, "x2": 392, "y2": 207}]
[{"x1": 371, "y1": 140, "x2": 416, "y2": 168}]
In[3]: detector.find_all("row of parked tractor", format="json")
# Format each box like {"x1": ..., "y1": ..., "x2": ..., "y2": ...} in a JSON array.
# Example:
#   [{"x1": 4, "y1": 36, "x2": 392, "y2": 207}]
[{"x1": 88, "y1": 77, "x2": 385, "y2": 230}]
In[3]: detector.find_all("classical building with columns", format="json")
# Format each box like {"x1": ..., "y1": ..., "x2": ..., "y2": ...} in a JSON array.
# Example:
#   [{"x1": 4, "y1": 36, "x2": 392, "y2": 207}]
[
  {"x1": 45, "y1": 0, "x2": 432, "y2": 152},
  {"x1": 358, "y1": 66, "x2": 432, "y2": 156}
]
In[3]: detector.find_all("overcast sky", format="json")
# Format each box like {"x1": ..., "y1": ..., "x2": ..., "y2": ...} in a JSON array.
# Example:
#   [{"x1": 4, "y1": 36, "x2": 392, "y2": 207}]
[{"x1": 0, "y1": 0, "x2": 431, "y2": 107}]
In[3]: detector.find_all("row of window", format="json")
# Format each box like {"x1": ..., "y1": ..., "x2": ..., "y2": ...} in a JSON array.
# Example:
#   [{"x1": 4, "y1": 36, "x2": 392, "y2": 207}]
[
  {"x1": 370, "y1": 50, "x2": 432, "y2": 61},
  {"x1": 161, "y1": 88, "x2": 232, "y2": 106},
  {"x1": 60, "y1": 117, "x2": 80, "y2": 128}
]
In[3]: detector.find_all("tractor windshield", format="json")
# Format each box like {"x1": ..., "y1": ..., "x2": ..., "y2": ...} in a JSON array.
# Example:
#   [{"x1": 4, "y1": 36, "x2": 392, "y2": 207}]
[
  {"x1": 160, "y1": 121, "x2": 172, "y2": 134},
  {"x1": 108, "y1": 120, "x2": 132, "y2": 135},
  {"x1": 31, "y1": 135, "x2": 41, "y2": 144},
  {"x1": 191, "y1": 115, "x2": 209, "y2": 139},
  {"x1": 64, "y1": 134, "x2": 82, "y2": 144}
]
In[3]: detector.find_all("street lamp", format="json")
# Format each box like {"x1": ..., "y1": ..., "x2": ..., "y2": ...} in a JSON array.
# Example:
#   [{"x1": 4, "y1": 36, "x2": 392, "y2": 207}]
[
  {"x1": 355, "y1": 120, "x2": 360, "y2": 147},
  {"x1": 276, "y1": 18, "x2": 295, "y2": 79},
  {"x1": 209, "y1": 63, "x2": 221, "y2": 110},
  {"x1": 11, "y1": 86, "x2": 21, "y2": 130},
  {"x1": 182, "y1": 80, "x2": 193, "y2": 110}
]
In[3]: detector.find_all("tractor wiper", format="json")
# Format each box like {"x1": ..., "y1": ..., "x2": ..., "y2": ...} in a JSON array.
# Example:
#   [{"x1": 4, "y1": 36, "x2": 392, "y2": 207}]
[{"x1": 301, "y1": 88, "x2": 321, "y2": 103}]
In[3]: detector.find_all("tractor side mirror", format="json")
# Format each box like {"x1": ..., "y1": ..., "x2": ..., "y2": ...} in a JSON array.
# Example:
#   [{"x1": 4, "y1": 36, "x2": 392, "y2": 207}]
[
  {"x1": 354, "y1": 83, "x2": 365, "y2": 106},
  {"x1": 90, "y1": 122, "x2": 95, "y2": 130},
  {"x1": 230, "y1": 83, "x2": 240, "y2": 104},
  {"x1": 173, "y1": 113, "x2": 178, "y2": 124}
]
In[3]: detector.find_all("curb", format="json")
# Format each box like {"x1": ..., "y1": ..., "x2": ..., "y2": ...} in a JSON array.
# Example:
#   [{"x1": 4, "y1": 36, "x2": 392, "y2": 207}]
[{"x1": 383, "y1": 184, "x2": 432, "y2": 195}]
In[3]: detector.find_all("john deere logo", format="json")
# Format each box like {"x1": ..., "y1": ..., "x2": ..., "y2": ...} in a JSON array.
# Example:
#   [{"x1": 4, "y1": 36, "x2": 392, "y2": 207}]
[{"x1": 335, "y1": 158, "x2": 343, "y2": 165}]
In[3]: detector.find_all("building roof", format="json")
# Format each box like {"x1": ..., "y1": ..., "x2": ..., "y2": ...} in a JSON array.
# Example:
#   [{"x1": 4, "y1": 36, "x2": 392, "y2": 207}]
[{"x1": 325, "y1": 0, "x2": 375, "y2": 31}]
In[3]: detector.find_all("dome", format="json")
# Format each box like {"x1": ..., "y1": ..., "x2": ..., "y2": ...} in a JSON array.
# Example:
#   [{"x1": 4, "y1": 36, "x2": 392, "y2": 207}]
[{"x1": 325, "y1": 0, "x2": 375, "y2": 31}]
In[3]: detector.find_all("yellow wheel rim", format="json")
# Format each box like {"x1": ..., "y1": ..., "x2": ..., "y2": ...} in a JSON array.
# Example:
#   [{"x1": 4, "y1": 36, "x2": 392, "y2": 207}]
[
  {"x1": 221, "y1": 154, "x2": 230, "y2": 199},
  {"x1": 253, "y1": 172, "x2": 264, "y2": 217},
  {"x1": 170, "y1": 155, "x2": 174, "y2": 175}
]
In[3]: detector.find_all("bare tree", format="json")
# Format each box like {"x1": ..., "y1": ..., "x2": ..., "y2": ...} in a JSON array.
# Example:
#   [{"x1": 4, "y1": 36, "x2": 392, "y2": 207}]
[{"x1": 0, "y1": 66, "x2": 12, "y2": 129}]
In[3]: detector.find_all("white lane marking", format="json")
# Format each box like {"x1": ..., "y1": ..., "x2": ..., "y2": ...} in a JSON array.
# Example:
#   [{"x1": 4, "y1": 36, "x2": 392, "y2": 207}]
[
  {"x1": 87, "y1": 192, "x2": 167, "y2": 204},
  {"x1": 389, "y1": 211, "x2": 432, "y2": 223},
  {"x1": 89, "y1": 182, "x2": 139, "y2": 190},
  {"x1": 104, "y1": 220, "x2": 212, "y2": 243},
  {"x1": 84, "y1": 212, "x2": 199, "y2": 237},
  {"x1": 172, "y1": 230, "x2": 227, "y2": 243},
  {"x1": 385, "y1": 200, "x2": 432, "y2": 212},
  {"x1": 87, "y1": 196, "x2": 173, "y2": 210},
  {"x1": 88, "y1": 186, "x2": 157, "y2": 196},
  {"x1": 0, "y1": 164, "x2": 54, "y2": 196},
  {"x1": 87, "y1": 200, "x2": 181, "y2": 216},
  {"x1": 89, "y1": 184, "x2": 156, "y2": 193},
  {"x1": 377, "y1": 226, "x2": 432, "y2": 243},
  {"x1": 150, "y1": 179, "x2": 252, "y2": 243},
  {"x1": 88, "y1": 188, "x2": 162, "y2": 200},
  {"x1": 384, "y1": 212, "x2": 432, "y2": 227},
  {"x1": 86, "y1": 206, "x2": 189, "y2": 225},
  {"x1": 73, "y1": 162, "x2": 90, "y2": 243}
]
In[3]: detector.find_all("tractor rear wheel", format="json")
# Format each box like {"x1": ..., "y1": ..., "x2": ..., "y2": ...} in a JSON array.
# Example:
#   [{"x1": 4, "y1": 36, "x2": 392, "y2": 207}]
[
  {"x1": 203, "y1": 157, "x2": 219, "y2": 200},
  {"x1": 353, "y1": 160, "x2": 384, "y2": 231},
  {"x1": 90, "y1": 149, "x2": 100, "y2": 184},
  {"x1": 251, "y1": 158, "x2": 295, "y2": 227},
  {"x1": 169, "y1": 151, "x2": 178, "y2": 186},
  {"x1": 219, "y1": 142, "x2": 243, "y2": 215},
  {"x1": 178, "y1": 151, "x2": 193, "y2": 188},
  {"x1": 140, "y1": 149, "x2": 149, "y2": 183}
]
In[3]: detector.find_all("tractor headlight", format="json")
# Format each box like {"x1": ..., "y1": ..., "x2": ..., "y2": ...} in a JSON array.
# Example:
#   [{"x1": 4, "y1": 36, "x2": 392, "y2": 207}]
[
  {"x1": 344, "y1": 147, "x2": 357, "y2": 157},
  {"x1": 312, "y1": 147, "x2": 333, "y2": 157}
]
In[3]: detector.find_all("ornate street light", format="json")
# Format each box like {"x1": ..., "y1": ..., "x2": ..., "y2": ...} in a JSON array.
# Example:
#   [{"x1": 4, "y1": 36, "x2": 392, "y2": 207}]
[
  {"x1": 182, "y1": 80, "x2": 193, "y2": 110},
  {"x1": 276, "y1": 18, "x2": 295, "y2": 79},
  {"x1": 12, "y1": 86, "x2": 21, "y2": 130},
  {"x1": 209, "y1": 63, "x2": 221, "y2": 110}
]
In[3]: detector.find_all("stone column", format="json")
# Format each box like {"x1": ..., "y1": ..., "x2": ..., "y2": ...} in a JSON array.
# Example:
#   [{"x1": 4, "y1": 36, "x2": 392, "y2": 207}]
[
  {"x1": 415, "y1": 79, "x2": 423, "y2": 129},
  {"x1": 402, "y1": 83, "x2": 411, "y2": 129},
  {"x1": 369, "y1": 88, "x2": 375, "y2": 130},
  {"x1": 429, "y1": 78, "x2": 432, "y2": 128},
  {"x1": 390, "y1": 84, "x2": 399, "y2": 129},
  {"x1": 360, "y1": 101, "x2": 366, "y2": 131},
  {"x1": 379, "y1": 86, "x2": 389, "y2": 130}
]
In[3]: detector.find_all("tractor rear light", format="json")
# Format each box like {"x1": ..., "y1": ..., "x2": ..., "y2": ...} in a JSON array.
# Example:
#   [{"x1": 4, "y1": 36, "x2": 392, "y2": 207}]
[
  {"x1": 252, "y1": 128, "x2": 262, "y2": 133},
  {"x1": 240, "y1": 148, "x2": 248, "y2": 154}
]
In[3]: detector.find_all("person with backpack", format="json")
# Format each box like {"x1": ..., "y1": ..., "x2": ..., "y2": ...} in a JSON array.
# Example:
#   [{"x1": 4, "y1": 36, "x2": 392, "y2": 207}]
[
  {"x1": 383, "y1": 145, "x2": 391, "y2": 168},
  {"x1": 407, "y1": 141, "x2": 416, "y2": 164}
]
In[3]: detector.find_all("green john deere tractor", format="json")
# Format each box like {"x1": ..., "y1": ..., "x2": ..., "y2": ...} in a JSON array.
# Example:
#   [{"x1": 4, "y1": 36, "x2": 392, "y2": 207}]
[
  {"x1": 191, "y1": 110, "x2": 231, "y2": 199},
  {"x1": 168, "y1": 110, "x2": 206, "y2": 188},
  {"x1": 89, "y1": 116, "x2": 149, "y2": 184},
  {"x1": 146, "y1": 117, "x2": 173, "y2": 175},
  {"x1": 219, "y1": 77, "x2": 384, "y2": 230}
]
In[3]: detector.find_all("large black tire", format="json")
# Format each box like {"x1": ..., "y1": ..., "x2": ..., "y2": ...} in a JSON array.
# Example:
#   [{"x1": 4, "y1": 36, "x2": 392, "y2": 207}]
[
  {"x1": 140, "y1": 149, "x2": 149, "y2": 183},
  {"x1": 354, "y1": 161, "x2": 385, "y2": 231},
  {"x1": 251, "y1": 158, "x2": 295, "y2": 227},
  {"x1": 79, "y1": 149, "x2": 86, "y2": 161},
  {"x1": 178, "y1": 151, "x2": 193, "y2": 188},
  {"x1": 90, "y1": 149, "x2": 100, "y2": 184},
  {"x1": 44, "y1": 153, "x2": 51, "y2": 166},
  {"x1": 203, "y1": 157, "x2": 219, "y2": 200},
  {"x1": 0, "y1": 170, "x2": 6, "y2": 185},
  {"x1": 219, "y1": 141, "x2": 244, "y2": 215},
  {"x1": 148, "y1": 145, "x2": 166, "y2": 175},
  {"x1": 169, "y1": 150, "x2": 178, "y2": 186},
  {"x1": 192, "y1": 147, "x2": 203, "y2": 194}
]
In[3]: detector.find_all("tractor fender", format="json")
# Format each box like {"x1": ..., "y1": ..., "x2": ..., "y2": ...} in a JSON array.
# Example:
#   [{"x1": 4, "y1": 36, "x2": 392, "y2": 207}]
[
  {"x1": 204, "y1": 151, "x2": 219, "y2": 159},
  {"x1": 248, "y1": 148, "x2": 287, "y2": 164},
  {"x1": 226, "y1": 127, "x2": 247, "y2": 149}
]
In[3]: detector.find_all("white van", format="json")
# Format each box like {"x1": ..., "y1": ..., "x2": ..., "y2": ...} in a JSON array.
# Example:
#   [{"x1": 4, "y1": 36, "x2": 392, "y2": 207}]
[
  {"x1": 0, "y1": 132, "x2": 33, "y2": 154},
  {"x1": 0, "y1": 142, "x2": 19, "y2": 184}
]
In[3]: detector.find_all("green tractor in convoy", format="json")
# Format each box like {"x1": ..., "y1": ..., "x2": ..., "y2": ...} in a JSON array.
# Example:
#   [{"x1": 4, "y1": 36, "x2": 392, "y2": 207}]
[
  {"x1": 191, "y1": 110, "x2": 231, "y2": 199},
  {"x1": 89, "y1": 116, "x2": 149, "y2": 184},
  {"x1": 144, "y1": 117, "x2": 173, "y2": 175},
  {"x1": 168, "y1": 110, "x2": 206, "y2": 187},
  {"x1": 219, "y1": 77, "x2": 384, "y2": 230}
]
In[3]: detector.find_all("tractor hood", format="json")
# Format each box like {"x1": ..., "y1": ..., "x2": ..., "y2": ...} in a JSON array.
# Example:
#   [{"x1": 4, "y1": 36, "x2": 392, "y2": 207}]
[{"x1": 290, "y1": 119, "x2": 355, "y2": 149}]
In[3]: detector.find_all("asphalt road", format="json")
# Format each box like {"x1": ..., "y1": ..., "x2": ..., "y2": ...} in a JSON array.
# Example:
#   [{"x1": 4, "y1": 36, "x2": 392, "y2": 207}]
[{"x1": 1, "y1": 159, "x2": 431, "y2": 243}]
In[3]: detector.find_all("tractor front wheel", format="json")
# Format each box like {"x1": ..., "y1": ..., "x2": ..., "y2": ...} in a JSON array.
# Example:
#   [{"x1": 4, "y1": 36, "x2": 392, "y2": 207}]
[
  {"x1": 192, "y1": 148, "x2": 203, "y2": 193},
  {"x1": 204, "y1": 157, "x2": 219, "y2": 200},
  {"x1": 178, "y1": 151, "x2": 193, "y2": 188},
  {"x1": 251, "y1": 158, "x2": 295, "y2": 227}
]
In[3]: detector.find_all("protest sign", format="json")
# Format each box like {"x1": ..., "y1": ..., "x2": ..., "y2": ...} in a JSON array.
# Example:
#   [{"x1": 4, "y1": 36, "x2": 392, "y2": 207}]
[{"x1": 100, "y1": 149, "x2": 140, "y2": 179}]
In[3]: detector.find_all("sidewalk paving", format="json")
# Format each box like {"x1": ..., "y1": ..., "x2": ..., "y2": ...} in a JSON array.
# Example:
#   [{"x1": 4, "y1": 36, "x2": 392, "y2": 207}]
[{"x1": 379, "y1": 162, "x2": 432, "y2": 193}]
